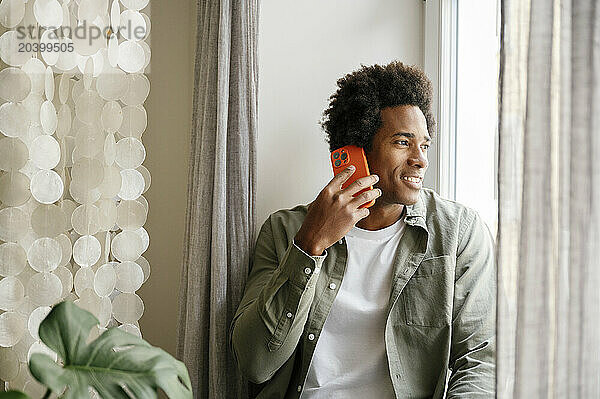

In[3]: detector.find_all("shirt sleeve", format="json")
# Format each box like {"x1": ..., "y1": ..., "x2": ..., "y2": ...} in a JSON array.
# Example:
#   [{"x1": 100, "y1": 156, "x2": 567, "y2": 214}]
[
  {"x1": 447, "y1": 210, "x2": 496, "y2": 398},
  {"x1": 229, "y1": 215, "x2": 328, "y2": 384}
]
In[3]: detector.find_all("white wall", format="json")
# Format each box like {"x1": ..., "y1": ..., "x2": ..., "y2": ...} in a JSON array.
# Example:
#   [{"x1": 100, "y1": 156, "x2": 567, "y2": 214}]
[{"x1": 257, "y1": 0, "x2": 425, "y2": 232}]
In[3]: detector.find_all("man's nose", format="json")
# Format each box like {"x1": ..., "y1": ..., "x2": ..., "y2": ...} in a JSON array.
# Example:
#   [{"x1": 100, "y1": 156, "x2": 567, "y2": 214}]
[{"x1": 407, "y1": 147, "x2": 428, "y2": 169}]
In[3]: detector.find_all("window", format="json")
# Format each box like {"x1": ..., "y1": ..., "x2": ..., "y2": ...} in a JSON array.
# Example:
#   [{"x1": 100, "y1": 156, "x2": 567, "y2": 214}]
[{"x1": 425, "y1": 0, "x2": 500, "y2": 237}]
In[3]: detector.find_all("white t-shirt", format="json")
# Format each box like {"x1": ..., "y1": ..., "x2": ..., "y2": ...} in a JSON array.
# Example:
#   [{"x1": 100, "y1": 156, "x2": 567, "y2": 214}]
[{"x1": 300, "y1": 216, "x2": 406, "y2": 399}]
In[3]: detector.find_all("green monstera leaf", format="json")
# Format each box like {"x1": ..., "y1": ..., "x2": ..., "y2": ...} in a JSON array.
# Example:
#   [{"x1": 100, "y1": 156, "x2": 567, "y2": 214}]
[
  {"x1": 28, "y1": 301, "x2": 192, "y2": 399},
  {"x1": 0, "y1": 391, "x2": 30, "y2": 399}
]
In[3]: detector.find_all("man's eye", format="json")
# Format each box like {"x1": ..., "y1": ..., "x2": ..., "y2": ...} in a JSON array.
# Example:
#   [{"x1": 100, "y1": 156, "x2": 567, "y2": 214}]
[
  {"x1": 394, "y1": 140, "x2": 409, "y2": 145},
  {"x1": 422, "y1": 144, "x2": 430, "y2": 150}
]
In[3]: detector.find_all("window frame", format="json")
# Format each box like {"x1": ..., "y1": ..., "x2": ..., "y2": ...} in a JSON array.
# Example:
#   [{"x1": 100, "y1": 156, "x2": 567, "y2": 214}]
[{"x1": 423, "y1": 0, "x2": 459, "y2": 200}]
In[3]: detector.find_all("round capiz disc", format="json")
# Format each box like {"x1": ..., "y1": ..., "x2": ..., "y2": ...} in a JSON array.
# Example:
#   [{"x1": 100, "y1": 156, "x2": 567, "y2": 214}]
[
  {"x1": 118, "y1": 168, "x2": 144, "y2": 200},
  {"x1": 73, "y1": 235, "x2": 101, "y2": 267},
  {"x1": 22, "y1": 93, "x2": 42, "y2": 126},
  {"x1": 0, "y1": 102, "x2": 29, "y2": 138},
  {"x1": 0, "y1": 68, "x2": 31, "y2": 102},
  {"x1": 58, "y1": 74, "x2": 70, "y2": 104},
  {"x1": 75, "y1": 89, "x2": 104, "y2": 124},
  {"x1": 0, "y1": 137, "x2": 29, "y2": 171},
  {"x1": 94, "y1": 263, "x2": 116, "y2": 297},
  {"x1": 40, "y1": 100, "x2": 58, "y2": 135},
  {"x1": 115, "y1": 137, "x2": 145, "y2": 169},
  {"x1": 72, "y1": 20, "x2": 105, "y2": 57},
  {"x1": 26, "y1": 272, "x2": 62, "y2": 306},
  {"x1": 0, "y1": 311, "x2": 27, "y2": 347},
  {"x1": 45, "y1": 66, "x2": 55, "y2": 101},
  {"x1": 119, "y1": 10, "x2": 146, "y2": 41},
  {"x1": 114, "y1": 261, "x2": 143, "y2": 293},
  {"x1": 72, "y1": 157, "x2": 104, "y2": 188},
  {"x1": 27, "y1": 341, "x2": 57, "y2": 364},
  {"x1": 74, "y1": 125, "x2": 104, "y2": 158},
  {"x1": 139, "y1": 40, "x2": 151, "y2": 70},
  {"x1": 55, "y1": 234, "x2": 73, "y2": 266},
  {"x1": 116, "y1": 200, "x2": 146, "y2": 230},
  {"x1": 0, "y1": 243, "x2": 27, "y2": 277},
  {"x1": 78, "y1": 0, "x2": 105, "y2": 22},
  {"x1": 98, "y1": 165, "x2": 122, "y2": 198},
  {"x1": 119, "y1": 105, "x2": 146, "y2": 138},
  {"x1": 0, "y1": 207, "x2": 29, "y2": 242},
  {"x1": 74, "y1": 266, "x2": 95, "y2": 296},
  {"x1": 96, "y1": 68, "x2": 127, "y2": 101},
  {"x1": 53, "y1": 265, "x2": 73, "y2": 297},
  {"x1": 117, "y1": 40, "x2": 145, "y2": 73},
  {"x1": 76, "y1": 288, "x2": 111, "y2": 327},
  {"x1": 40, "y1": 30, "x2": 60, "y2": 66},
  {"x1": 33, "y1": 0, "x2": 63, "y2": 27},
  {"x1": 134, "y1": 226, "x2": 149, "y2": 253},
  {"x1": 71, "y1": 204, "x2": 100, "y2": 235},
  {"x1": 111, "y1": 292, "x2": 143, "y2": 323},
  {"x1": 121, "y1": 73, "x2": 149, "y2": 106},
  {"x1": 22, "y1": 57, "x2": 46, "y2": 96},
  {"x1": 0, "y1": 277, "x2": 25, "y2": 311},
  {"x1": 31, "y1": 204, "x2": 67, "y2": 237},
  {"x1": 101, "y1": 101, "x2": 122, "y2": 133},
  {"x1": 136, "y1": 255, "x2": 150, "y2": 283},
  {"x1": 0, "y1": 0, "x2": 26, "y2": 28},
  {"x1": 56, "y1": 104, "x2": 72, "y2": 138},
  {"x1": 107, "y1": 33, "x2": 119, "y2": 68},
  {"x1": 0, "y1": 30, "x2": 35, "y2": 67},
  {"x1": 55, "y1": 38, "x2": 78, "y2": 71},
  {"x1": 82, "y1": 57, "x2": 94, "y2": 90},
  {"x1": 69, "y1": 181, "x2": 102, "y2": 204},
  {"x1": 118, "y1": 323, "x2": 141, "y2": 338},
  {"x1": 27, "y1": 306, "x2": 51, "y2": 340},
  {"x1": 111, "y1": 230, "x2": 143, "y2": 261},
  {"x1": 0, "y1": 347, "x2": 19, "y2": 381},
  {"x1": 30, "y1": 135, "x2": 61, "y2": 169},
  {"x1": 30, "y1": 169, "x2": 64, "y2": 204},
  {"x1": 27, "y1": 237, "x2": 61, "y2": 273},
  {"x1": 96, "y1": 198, "x2": 118, "y2": 231},
  {"x1": 120, "y1": 0, "x2": 149, "y2": 11},
  {"x1": 136, "y1": 195, "x2": 148, "y2": 213},
  {"x1": 0, "y1": 171, "x2": 31, "y2": 207},
  {"x1": 136, "y1": 165, "x2": 151, "y2": 193}
]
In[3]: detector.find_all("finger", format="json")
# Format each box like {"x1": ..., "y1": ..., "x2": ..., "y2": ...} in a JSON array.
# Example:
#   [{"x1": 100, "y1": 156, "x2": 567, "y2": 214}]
[
  {"x1": 349, "y1": 187, "x2": 382, "y2": 208},
  {"x1": 343, "y1": 174, "x2": 379, "y2": 197},
  {"x1": 328, "y1": 165, "x2": 356, "y2": 189},
  {"x1": 355, "y1": 206, "x2": 370, "y2": 220}
]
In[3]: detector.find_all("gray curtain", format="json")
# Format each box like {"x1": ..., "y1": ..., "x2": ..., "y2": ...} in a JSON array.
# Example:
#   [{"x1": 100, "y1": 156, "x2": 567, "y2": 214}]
[
  {"x1": 497, "y1": 0, "x2": 600, "y2": 397},
  {"x1": 176, "y1": 0, "x2": 259, "y2": 398}
]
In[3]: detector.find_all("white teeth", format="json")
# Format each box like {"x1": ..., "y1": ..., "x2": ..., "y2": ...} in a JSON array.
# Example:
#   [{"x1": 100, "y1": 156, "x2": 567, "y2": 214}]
[{"x1": 402, "y1": 176, "x2": 421, "y2": 183}]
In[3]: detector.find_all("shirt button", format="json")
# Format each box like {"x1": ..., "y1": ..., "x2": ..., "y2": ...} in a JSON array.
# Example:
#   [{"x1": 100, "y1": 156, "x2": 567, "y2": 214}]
[
  {"x1": 338, "y1": 239, "x2": 343, "y2": 244},
  {"x1": 286, "y1": 312, "x2": 293, "y2": 318},
  {"x1": 308, "y1": 333, "x2": 315, "y2": 341},
  {"x1": 304, "y1": 267, "x2": 312, "y2": 275},
  {"x1": 297, "y1": 385, "x2": 302, "y2": 392},
  {"x1": 329, "y1": 282, "x2": 336, "y2": 290}
]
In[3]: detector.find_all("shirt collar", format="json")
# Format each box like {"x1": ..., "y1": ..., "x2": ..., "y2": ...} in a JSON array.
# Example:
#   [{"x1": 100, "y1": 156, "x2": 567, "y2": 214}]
[{"x1": 403, "y1": 191, "x2": 427, "y2": 230}]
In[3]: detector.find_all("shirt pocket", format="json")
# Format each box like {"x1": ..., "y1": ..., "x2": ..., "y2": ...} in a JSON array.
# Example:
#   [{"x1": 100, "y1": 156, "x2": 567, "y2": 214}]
[{"x1": 402, "y1": 255, "x2": 453, "y2": 327}]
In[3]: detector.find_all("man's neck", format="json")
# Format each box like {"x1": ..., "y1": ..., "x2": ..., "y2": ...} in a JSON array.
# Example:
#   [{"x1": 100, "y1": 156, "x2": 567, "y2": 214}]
[{"x1": 355, "y1": 203, "x2": 405, "y2": 231}]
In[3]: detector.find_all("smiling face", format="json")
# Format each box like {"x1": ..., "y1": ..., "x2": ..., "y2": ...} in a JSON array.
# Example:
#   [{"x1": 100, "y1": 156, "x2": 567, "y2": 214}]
[{"x1": 366, "y1": 105, "x2": 430, "y2": 206}]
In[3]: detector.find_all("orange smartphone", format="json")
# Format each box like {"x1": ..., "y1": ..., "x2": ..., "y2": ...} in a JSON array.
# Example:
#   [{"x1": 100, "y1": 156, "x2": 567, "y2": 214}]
[{"x1": 330, "y1": 145, "x2": 375, "y2": 208}]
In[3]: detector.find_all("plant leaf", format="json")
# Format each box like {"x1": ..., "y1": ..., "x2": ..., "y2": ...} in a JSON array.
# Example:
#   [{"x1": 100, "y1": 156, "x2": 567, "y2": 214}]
[
  {"x1": 0, "y1": 391, "x2": 31, "y2": 399},
  {"x1": 29, "y1": 301, "x2": 192, "y2": 399}
]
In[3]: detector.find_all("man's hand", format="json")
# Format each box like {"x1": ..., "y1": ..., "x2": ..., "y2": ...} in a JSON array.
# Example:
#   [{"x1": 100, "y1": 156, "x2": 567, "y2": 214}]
[{"x1": 294, "y1": 166, "x2": 382, "y2": 255}]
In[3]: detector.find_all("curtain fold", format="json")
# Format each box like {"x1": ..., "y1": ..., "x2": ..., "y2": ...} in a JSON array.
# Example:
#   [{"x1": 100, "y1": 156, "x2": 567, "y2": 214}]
[
  {"x1": 498, "y1": 0, "x2": 600, "y2": 397},
  {"x1": 176, "y1": 0, "x2": 259, "y2": 397}
]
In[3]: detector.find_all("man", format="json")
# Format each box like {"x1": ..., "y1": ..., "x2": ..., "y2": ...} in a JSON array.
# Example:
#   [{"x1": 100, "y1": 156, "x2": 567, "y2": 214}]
[{"x1": 230, "y1": 61, "x2": 495, "y2": 398}]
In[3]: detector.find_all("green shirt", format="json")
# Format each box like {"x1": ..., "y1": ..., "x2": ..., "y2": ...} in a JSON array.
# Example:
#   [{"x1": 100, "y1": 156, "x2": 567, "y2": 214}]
[{"x1": 230, "y1": 189, "x2": 496, "y2": 398}]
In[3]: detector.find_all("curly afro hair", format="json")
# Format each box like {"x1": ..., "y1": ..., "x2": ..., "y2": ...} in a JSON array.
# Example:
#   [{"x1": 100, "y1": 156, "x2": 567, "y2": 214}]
[{"x1": 320, "y1": 61, "x2": 436, "y2": 152}]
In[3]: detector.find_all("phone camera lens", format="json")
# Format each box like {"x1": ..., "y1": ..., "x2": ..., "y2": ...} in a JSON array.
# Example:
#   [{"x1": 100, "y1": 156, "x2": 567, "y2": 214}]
[
  {"x1": 334, "y1": 160, "x2": 341, "y2": 167},
  {"x1": 333, "y1": 152, "x2": 340, "y2": 159},
  {"x1": 341, "y1": 153, "x2": 348, "y2": 160}
]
